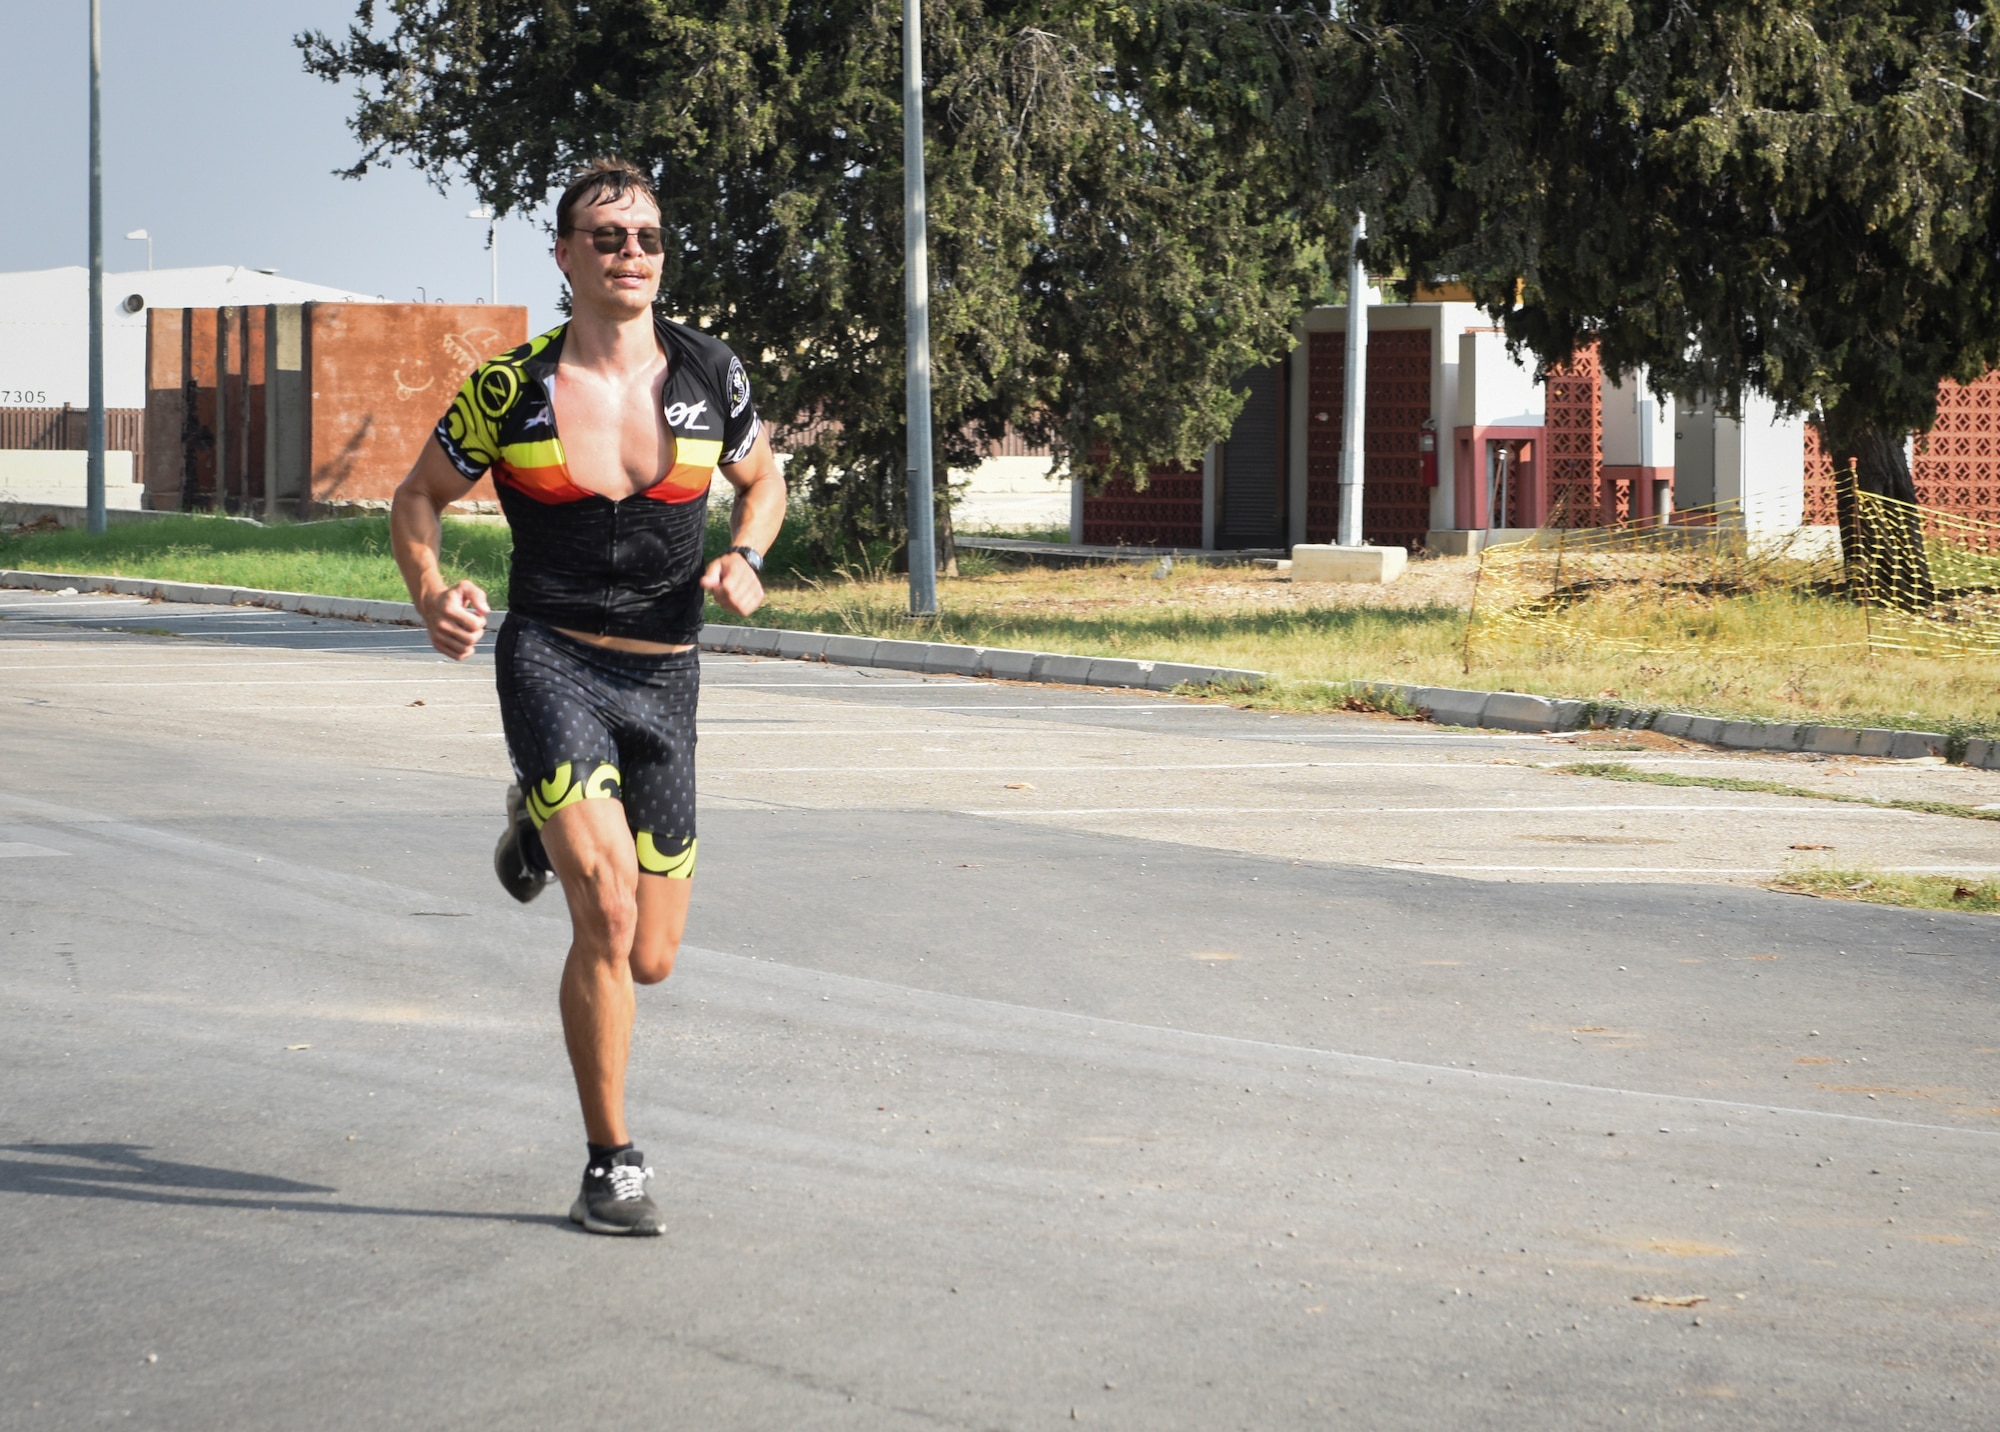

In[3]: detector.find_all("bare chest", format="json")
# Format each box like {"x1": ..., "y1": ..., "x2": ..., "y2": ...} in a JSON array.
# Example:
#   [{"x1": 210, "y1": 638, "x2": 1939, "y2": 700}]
[{"x1": 550, "y1": 361, "x2": 674, "y2": 500}]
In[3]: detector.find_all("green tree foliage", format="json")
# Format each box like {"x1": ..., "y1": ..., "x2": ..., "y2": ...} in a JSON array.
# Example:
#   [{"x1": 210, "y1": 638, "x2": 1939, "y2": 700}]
[{"x1": 300, "y1": 1, "x2": 1324, "y2": 559}]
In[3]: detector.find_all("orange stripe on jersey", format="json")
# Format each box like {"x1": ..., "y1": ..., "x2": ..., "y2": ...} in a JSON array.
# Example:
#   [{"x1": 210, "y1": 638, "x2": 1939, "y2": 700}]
[
  {"x1": 640, "y1": 462, "x2": 714, "y2": 503},
  {"x1": 494, "y1": 462, "x2": 598, "y2": 504}
]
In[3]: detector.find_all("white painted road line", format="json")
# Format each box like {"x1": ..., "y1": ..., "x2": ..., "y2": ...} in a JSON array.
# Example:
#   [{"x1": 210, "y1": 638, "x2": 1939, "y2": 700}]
[
  {"x1": 1385, "y1": 863, "x2": 2000, "y2": 874},
  {"x1": 15, "y1": 677, "x2": 481, "y2": 688},
  {"x1": 960, "y1": 803, "x2": 1924, "y2": 817},
  {"x1": 704, "y1": 762, "x2": 1541, "y2": 773}
]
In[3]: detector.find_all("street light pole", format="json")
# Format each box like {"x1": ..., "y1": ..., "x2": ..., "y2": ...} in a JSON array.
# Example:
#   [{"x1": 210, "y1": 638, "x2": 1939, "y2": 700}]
[
  {"x1": 469, "y1": 206, "x2": 497, "y2": 304},
  {"x1": 1336, "y1": 212, "x2": 1368, "y2": 548},
  {"x1": 902, "y1": 0, "x2": 939, "y2": 616},
  {"x1": 86, "y1": 0, "x2": 106, "y2": 536}
]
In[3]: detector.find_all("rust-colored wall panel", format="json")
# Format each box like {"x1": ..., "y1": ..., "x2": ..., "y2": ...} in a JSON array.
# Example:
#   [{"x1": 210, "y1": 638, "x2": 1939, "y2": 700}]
[
  {"x1": 303, "y1": 303, "x2": 525, "y2": 507},
  {"x1": 1080, "y1": 469, "x2": 1203, "y2": 547},
  {"x1": 1304, "y1": 327, "x2": 1433, "y2": 548},
  {"x1": 143, "y1": 309, "x2": 184, "y2": 505},
  {"x1": 183, "y1": 308, "x2": 219, "y2": 509}
]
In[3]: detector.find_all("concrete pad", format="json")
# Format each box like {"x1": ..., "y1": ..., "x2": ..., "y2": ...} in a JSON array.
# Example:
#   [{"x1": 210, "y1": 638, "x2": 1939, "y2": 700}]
[
  {"x1": 1423, "y1": 529, "x2": 1483, "y2": 556},
  {"x1": 1965, "y1": 737, "x2": 1998, "y2": 770},
  {"x1": 1290, "y1": 544, "x2": 1408, "y2": 583}
]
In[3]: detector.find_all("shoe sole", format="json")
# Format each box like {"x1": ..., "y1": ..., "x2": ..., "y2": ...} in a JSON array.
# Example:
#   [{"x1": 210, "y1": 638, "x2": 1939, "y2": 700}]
[{"x1": 568, "y1": 1196, "x2": 665, "y2": 1236}]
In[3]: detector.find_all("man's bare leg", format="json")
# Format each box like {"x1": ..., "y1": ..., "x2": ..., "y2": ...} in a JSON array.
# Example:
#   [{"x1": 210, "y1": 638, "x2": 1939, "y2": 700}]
[
  {"x1": 540, "y1": 799, "x2": 691, "y2": 1233},
  {"x1": 541, "y1": 799, "x2": 692, "y2": 1143}
]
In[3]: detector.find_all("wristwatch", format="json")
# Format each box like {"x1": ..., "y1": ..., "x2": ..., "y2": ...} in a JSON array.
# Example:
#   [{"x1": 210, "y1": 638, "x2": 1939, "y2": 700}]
[{"x1": 729, "y1": 544, "x2": 764, "y2": 574}]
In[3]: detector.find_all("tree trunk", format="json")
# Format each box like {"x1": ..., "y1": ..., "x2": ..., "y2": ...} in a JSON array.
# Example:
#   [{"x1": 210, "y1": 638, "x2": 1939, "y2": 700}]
[
  {"x1": 934, "y1": 434, "x2": 958, "y2": 578},
  {"x1": 1820, "y1": 404, "x2": 1935, "y2": 609}
]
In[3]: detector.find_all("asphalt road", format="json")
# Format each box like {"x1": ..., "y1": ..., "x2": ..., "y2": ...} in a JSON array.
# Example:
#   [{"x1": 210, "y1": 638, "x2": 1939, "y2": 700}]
[{"x1": 4, "y1": 588, "x2": 1999, "y2": 1430}]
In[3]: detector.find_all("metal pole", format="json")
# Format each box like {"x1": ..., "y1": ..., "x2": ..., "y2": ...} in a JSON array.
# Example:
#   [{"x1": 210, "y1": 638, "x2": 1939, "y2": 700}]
[
  {"x1": 903, "y1": 0, "x2": 939, "y2": 615},
  {"x1": 1336, "y1": 213, "x2": 1367, "y2": 547},
  {"x1": 86, "y1": 0, "x2": 106, "y2": 535},
  {"x1": 214, "y1": 307, "x2": 231, "y2": 513}
]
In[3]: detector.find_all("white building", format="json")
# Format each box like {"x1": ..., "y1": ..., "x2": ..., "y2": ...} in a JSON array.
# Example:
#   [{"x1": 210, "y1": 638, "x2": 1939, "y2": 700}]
[
  {"x1": 0, "y1": 265, "x2": 380, "y2": 411},
  {"x1": 1071, "y1": 297, "x2": 1819, "y2": 551}
]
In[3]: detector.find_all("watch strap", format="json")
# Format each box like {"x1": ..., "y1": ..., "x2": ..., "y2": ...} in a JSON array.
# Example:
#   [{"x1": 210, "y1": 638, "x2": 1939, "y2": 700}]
[{"x1": 729, "y1": 544, "x2": 764, "y2": 573}]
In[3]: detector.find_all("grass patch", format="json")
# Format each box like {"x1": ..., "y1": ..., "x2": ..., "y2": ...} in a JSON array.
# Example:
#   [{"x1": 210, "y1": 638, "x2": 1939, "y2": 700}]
[
  {"x1": 0, "y1": 506, "x2": 849, "y2": 609},
  {"x1": 1767, "y1": 867, "x2": 2000, "y2": 914},
  {"x1": 9, "y1": 517, "x2": 1999, "y2": 739},
  {"x1": 731, "y1": 560, "x2": 2000, "y2": 737},
  {"x1": 0, "y1": 514, "x2": 510, "y2": 606},
  {"x1": 1551, "y1": 760, "x2": 2000, "y2": 824}
]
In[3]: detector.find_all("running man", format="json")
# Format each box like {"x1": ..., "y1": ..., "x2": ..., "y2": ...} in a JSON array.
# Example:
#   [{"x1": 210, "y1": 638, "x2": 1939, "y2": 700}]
[{"x1": 390, "y1": 159, "x2": 785, "y2": 1235}]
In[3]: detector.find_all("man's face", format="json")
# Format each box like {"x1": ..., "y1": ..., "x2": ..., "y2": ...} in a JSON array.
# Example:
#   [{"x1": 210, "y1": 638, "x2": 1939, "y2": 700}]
[{"x1": 554, "y1": 188, "x2": 663, "y2": 320}]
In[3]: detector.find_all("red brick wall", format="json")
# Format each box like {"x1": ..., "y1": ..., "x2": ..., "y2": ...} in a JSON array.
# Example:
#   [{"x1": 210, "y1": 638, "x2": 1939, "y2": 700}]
[{"x1": 303, "y1": 304, "x2": 525, "y2": 506}]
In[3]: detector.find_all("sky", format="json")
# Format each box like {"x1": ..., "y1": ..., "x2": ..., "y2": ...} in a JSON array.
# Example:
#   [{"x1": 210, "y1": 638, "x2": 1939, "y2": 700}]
[{"x1": 1, "y1": 1, "x2": 567, "y2": 334}]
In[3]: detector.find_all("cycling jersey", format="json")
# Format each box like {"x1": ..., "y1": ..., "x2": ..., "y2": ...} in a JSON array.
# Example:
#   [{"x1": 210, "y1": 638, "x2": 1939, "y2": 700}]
[{"x1": 434, "y1": 317, "x2": 761, "y2": 644}]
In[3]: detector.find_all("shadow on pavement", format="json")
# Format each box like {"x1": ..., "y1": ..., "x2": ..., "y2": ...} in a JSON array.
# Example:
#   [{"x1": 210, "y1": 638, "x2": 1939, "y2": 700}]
[{"x1": 0, "y1": 1143, "x2": 564, "y2": 1227}]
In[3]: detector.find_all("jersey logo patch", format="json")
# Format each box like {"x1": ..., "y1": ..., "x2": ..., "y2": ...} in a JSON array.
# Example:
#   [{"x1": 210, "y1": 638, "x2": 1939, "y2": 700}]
[
  {"x1": 727, "y1": 358, "x2": 751, "y2": 418},
  {"x1": 665, "y1": 399, "x2": 709, "y2": 431},
  {"x1": 475, "y1": 362, "x2": 521, "y2": 418}
]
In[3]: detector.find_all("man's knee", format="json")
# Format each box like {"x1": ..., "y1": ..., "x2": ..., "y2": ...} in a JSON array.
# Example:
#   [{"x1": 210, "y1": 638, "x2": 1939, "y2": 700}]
[
  {"x1": 565, "y1": 869, "x2": 638, "y2": 951},
  {"x1": 629, "y1": 934, "x2": 679, "y2": 986}
]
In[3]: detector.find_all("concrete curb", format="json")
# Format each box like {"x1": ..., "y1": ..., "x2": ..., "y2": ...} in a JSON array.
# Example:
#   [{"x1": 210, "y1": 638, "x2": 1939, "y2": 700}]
[
  {"x1": 1350, "y1": 678, "x2": 1987, "y2": 768},
  {"x1": 0, "y1": 568, "x2": 424, "y2": 625},
  {"x1": 10, "y1": 570, "x2": 1973, "y2": 751},
  {"x1": 0, "y1": 570, "x2": 1267, "y2": 693},
  {"x1": 699, "y1": 623, "x2": 1265, "y2": 692}
]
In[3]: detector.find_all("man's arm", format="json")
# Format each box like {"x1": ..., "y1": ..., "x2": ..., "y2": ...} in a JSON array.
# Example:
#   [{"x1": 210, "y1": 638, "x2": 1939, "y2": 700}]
[
  {"x1": 700, "y1": 426, "x2": 787, "y2": 617},
  {"x1": 391, "y1": 438, "x2": 492, "y2": 661}
]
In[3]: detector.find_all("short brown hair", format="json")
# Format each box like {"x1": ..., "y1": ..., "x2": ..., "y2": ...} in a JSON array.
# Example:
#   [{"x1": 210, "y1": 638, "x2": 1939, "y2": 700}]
[{"x1": 556, "y1": 159, "x2": 659, "y2": 234}]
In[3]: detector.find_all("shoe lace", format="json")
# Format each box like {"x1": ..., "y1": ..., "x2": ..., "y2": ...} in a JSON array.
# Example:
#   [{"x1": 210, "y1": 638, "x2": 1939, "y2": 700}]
[{"x1": 595, "y1": 1161, "x2": 653, "y2": 1201}]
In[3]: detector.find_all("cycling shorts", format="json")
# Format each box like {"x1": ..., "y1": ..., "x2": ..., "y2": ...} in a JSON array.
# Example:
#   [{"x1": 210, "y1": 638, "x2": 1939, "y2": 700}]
[{"x1": 494, "y1": 615, "x2": 699, "y2": 879}]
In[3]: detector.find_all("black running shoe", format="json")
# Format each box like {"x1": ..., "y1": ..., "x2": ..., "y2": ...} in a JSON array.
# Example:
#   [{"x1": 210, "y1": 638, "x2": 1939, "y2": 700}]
[
  {"x1": 569, "y1": 1149, "x2": 665, "y2": 1236},
  {"x1": 494, "y1": 782, "x2": 555, "y2": 904}
]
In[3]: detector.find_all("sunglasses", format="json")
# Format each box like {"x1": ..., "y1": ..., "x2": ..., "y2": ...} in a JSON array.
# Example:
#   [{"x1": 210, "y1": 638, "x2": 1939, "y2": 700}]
[{"x1": 565, "y1": 225, "x2": 666, "y2": 255}]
